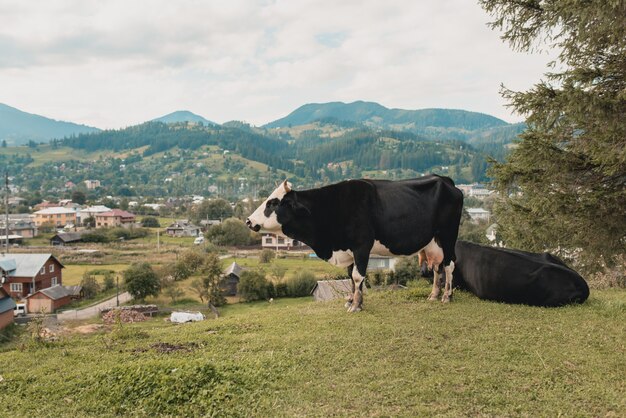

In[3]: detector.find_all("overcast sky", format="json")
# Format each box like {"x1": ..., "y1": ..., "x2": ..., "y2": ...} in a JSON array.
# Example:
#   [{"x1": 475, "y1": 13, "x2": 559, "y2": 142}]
[{"x1": 0, "y1": 0, "x2": 554, "y2": 129}]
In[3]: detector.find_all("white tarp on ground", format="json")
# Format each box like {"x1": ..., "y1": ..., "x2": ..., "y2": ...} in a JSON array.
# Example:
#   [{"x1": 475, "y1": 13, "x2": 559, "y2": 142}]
[{"x1": 170, "y1": 311, "x2": 205, "y2": 323}]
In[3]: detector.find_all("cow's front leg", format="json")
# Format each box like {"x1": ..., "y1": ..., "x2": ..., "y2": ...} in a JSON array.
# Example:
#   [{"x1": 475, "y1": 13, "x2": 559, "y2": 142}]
[
  {"x1": 345, "y1": 264, "x2": 355, "y2": 309},
  {"x1": 427, "y1": 264, "x2": 442, "y2": 301},
  {"x1": 441, "y1": 261, "x2": 455, "y2": 303},
  {"x1": 347, "y1": 253, "x2": 368, "y2": 313}
]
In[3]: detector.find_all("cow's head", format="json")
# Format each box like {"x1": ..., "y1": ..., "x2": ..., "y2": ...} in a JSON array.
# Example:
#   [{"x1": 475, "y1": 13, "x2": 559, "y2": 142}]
[{"x1": 246, "y1": 180, "x2": 308, "y2": 233}]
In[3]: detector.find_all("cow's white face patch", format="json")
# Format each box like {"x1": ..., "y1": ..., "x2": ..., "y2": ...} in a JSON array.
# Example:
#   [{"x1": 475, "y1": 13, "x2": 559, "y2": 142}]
[{"x1": 247, "y1": 180, "x2": 292, "y2": 233}]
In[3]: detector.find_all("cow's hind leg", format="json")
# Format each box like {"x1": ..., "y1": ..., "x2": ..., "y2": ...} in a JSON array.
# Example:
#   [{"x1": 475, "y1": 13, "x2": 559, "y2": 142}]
[
  {"x1": 428, "y1": 263, "x2": 443, "y2": 301},
  {"x1": 441, "y1": 261, "x2": 455, "y2": 303},
  {"x1": 345, "y1": 264, "x2": 355, "y2": 309}
]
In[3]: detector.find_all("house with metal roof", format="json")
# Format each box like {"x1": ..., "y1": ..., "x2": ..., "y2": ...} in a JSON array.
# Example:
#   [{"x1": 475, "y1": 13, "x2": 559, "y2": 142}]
[
  {"x1": 0, "y1": 254, "x2": 64, "y2": 300},
  {"x1": 165, "y1": 220, "x2": 202, "y2": 237},
  {"x1": 0, "y1": 287, "x2": 16, "y2": 330}
]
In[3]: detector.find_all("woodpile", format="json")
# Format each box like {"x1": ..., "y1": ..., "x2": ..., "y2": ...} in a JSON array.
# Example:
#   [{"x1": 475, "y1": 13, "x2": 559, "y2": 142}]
[{"x1": 102, "y1": 309, "x2": 147, "y2": 325}]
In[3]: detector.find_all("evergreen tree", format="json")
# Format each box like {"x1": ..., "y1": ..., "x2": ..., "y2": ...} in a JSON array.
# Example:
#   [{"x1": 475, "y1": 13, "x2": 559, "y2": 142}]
[{"x1": 480, "y1": 1, "x2": 626, "y2": 271}]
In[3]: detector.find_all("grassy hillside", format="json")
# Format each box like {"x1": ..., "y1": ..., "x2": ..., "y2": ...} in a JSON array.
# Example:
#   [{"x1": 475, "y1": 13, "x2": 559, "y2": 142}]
[{"x1": 1, "y1": 283, "x2": 624, "y2": 417}]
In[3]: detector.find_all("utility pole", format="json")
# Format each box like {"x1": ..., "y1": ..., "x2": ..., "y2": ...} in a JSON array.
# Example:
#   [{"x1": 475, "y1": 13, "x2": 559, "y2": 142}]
[
  {"x1": 4, "y1": 172, "x2": 9, "y2": 253},
  {"x1": 116, "y1": 275, "x2": 120, "y2": 307}
]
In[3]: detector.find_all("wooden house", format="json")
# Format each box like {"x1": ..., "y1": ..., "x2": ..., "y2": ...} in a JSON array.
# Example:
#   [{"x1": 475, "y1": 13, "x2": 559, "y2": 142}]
[{"x1": 0, "y1": 254, "x2": 64, "y2": 300}]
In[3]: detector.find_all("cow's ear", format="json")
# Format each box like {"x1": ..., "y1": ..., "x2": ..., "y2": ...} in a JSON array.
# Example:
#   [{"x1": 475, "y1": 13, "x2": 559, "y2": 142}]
[{"x1": 283, "y1": 180, "x2": 292, "y2": 193}]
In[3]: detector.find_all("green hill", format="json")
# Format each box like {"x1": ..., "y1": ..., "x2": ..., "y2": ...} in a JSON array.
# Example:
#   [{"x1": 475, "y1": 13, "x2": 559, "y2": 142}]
[
  {"x1": 0, "y1": 284, "x2": 624, "y2": 416},
  {"x1": 0, "y1": 103, "x2": 100, "y2": 145},
  {"x1": 264, "y1": 100, "x2": 509, "y2": 131},
  {"x1": 151, "y1": 110, "x2": 218, "y2": 126}
]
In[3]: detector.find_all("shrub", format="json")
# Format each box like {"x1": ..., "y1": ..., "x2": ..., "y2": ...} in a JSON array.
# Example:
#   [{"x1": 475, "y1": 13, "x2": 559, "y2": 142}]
[
  {"x1": 389, "y1": 257, "x2": 422, "y2": 286},
  {"x1": 238, "y1": 271, "x2": 273, "y2": 302},
  {"x1": 179, "y1": 248, "x2": 205, "y2": 272},
  {"x1": 259, "y1": 249, "x2": 275, "y2": 263},
  {"x1": 102, "y1": 272, "x2": 116, "y2": 291},
  {"x1": 82, "y1": 230, "x2": 110, "y2": 243},
  {"x1": 81, "y1": 273, "x2": 101, "y2": 299},
  {"x1": 274, "y1": 281, "x2": 289, "y2": 298},
  {"x1": 141, "y1": 216, "x2": 160, "y2": 228},
  {"x1": 285, "y1": 270, "x2": 317, "y2": 297}
]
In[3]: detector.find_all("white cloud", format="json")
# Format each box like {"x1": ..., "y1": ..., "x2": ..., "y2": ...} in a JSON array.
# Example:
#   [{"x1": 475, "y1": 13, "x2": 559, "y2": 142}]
[{"x1": 0, "y1": 0, "x2": 555, "y2": 128}]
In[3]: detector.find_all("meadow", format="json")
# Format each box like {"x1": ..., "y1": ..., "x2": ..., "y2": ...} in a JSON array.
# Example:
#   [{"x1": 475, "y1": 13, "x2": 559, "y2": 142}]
[{"x1": 1, "y1": 281, "x2": 624, "y2": 417}]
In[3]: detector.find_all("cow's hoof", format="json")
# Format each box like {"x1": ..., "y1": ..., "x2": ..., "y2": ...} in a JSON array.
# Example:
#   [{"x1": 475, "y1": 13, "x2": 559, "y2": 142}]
[
  {"x1": 347, "y1": 305, "x2": 362, "y2": 313},
  {"x1": 427, "y1": 294, "x2": 439, "y2": 301},
  {"x1": 344, "y1": 300, "x2": 353, "y2": 309},
  {"x1": 441, "y1": 294, "x2": 452, "y2": 303}
]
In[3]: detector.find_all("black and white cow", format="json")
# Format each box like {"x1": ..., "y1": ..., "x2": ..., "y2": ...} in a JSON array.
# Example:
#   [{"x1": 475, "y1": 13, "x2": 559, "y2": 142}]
[
  {"x1": 453, "y1": 240, "x2": 590, "y2": 307},
  {"x1": 246, "y1": 176, "x2": 464, "y2": 312}
]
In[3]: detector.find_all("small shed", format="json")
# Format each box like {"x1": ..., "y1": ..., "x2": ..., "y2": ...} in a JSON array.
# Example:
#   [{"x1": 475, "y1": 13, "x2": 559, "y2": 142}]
[
  {"x1": 64, "y1": 285, "x2": 84, "y2": 300},
  {"x1": 50, "y1": 231, "x2": 88, "y2": 246},
  {"x1": 0, "y1": 287, "x2": 16, "y2": 330},
  {"x1": 311, "y1": 279, "x2": 365, "y2": 302},
  {"x1": 221, "y1": 262, "x2": 243, "y2": 296},
  {"x1": 26, "y1": 285, "x2": 72, "y2": 313}
]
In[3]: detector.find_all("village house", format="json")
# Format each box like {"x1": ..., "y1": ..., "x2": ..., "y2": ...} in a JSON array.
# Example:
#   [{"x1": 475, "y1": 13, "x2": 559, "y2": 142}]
[
  {"x1": 79, "y1": 205, "x2": 111, "y2": 225},
  {"x1": 0, "y1": 254, "x2": 64, "y2": 300},
  {"x1": 95, "y1": 209, "x2": 136, "y2": 228},
  {"x1": 262, "y1": 233, "x2": 306, "y2": 250},
  {"x1": 33, "y1": 201, "x2": 58, "y2": 211},
  {"x1": 466, "y1": 207, "x2": 491, "y2": 223},
  {"x1": 0, "y1": 215, "x2": 38, "y2": 238},
  {"x1": 165, "y1": 220, "x2": 202, "y2": 237},
  {"x1": 26, "y1": 285, "x2": 73, "y2": 313},
  {"x1": 84, "y1": 179, "x2": 101, "y2": 190},
  {"x1": 457, "y1": 183, "x2": 494, "y2": 199},
  {"x1": 7, "y1": 197, "x2": 26, "y2": 207},
  {"x1": 0, "y1": 287, "x2": 16, "y2": 330},
  {"x1": 33, "y1": 207, "x2": 78, "y2": 227},
  {"x1": 367, "y1": 256, "x2": 397, "y2": 271}
]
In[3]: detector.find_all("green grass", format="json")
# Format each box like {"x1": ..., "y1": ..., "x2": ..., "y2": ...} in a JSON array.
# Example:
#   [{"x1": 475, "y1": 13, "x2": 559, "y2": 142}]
[
  {"x1": 1, "y1": 283, "x2": 624, "y2": 417},
  {"x1": 62, "y1": 264, "x2": 129, "y2": 286}
]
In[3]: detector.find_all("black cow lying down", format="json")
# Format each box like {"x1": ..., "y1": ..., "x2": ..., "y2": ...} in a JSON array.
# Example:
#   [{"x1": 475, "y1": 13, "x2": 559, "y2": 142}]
[{"x1": 453, "y1": 240, "x2": 589, "y2": 307}]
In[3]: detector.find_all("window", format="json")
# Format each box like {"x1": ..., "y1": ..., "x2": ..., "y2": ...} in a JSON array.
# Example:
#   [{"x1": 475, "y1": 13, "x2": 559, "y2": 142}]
[
  {"x1": 49, "y1": 264, "x2": 55, "y2": 273},
  {"x1": 40, "y1": 267, "x2": 45, "y2": 274},
  {"x1": 51, "y1": 277, "x2": 58, "y2": 286},
  {"x1": 265, "y1": 237, "x2": 273, "y2": 244},
  {"x1": 10, "y1": 283, "x2": 22, "y2": 292},
  {"x1": 277, "y1": 237, "x2": 285, "y2": 244}
]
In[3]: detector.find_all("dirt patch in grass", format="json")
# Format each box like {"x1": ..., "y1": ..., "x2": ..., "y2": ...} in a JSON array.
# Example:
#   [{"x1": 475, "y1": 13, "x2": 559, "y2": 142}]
[{"x1": 150, "y1": 342, "x2": 199, "y2": 354}]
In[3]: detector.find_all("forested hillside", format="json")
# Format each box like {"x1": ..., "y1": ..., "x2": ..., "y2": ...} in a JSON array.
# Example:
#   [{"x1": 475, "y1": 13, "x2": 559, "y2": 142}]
[{"x1": 1, "y1": 101, "x2": 521, "y2": 200}]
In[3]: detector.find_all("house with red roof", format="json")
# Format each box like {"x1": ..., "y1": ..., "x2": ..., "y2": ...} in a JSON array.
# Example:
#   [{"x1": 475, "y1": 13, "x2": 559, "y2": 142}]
[{"x1": 94, "y1": 209, "x2": 136, "y2": 228}]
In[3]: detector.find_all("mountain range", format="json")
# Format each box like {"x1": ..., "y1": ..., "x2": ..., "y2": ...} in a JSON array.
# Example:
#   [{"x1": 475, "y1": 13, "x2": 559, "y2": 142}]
[
  {"x1": 264, "y1": 100, "x2": 508, "y2": 131},
  {"x1": 0, "y1": 101, "x2": 523, "y2": 158},
  {"x1": 0, "y1": 103, "x2": 100, "y2": 145}
]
